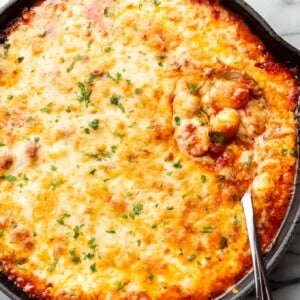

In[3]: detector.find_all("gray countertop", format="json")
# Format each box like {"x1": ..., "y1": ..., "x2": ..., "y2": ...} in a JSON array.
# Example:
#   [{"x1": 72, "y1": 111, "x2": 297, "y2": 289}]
[{"x1": 0, "y1": 0, "x2": 299, "y2": 299}]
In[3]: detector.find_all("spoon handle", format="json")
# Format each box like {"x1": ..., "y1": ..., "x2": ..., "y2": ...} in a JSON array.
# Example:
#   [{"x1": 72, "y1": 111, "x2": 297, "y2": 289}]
[{"x1": 241, "y1": 192, "x2": 273, "y2": 300}]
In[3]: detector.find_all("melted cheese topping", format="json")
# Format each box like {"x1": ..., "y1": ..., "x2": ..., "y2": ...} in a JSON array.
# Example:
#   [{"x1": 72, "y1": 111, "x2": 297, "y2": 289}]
[{"x1": 0, "y1": 0, "x2": 298, "y2": 299}]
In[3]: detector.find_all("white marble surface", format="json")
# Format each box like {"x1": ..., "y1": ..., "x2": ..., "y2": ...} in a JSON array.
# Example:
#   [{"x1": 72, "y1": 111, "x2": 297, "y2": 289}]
[{"x1": 0, "y1": 0, "x2": 299, "y2": 299}]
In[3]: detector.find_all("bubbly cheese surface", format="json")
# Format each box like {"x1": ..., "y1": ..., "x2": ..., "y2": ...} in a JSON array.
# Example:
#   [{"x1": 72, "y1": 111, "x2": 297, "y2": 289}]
[{"x1": 0, "y1": 0, "x2": 298, "y2": 299}]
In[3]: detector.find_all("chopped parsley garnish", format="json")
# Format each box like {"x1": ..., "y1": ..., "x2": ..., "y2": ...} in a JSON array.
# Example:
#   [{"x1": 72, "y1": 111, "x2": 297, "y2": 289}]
[
  {"x1": 50, "y1": 179, "x2": 64, "y2": 190},
  {"x1": 57, "y1": 213, "x2": 71, "y2": 226},
  {"x1": 0, "y1": 175, "x2": 17, "y2": 182},
  {"x1": 113, "y1": 130, "x2": 125, "y2": 140},
  {"x1": 173, "y1": 160, "x2": 182, "y2": 169},
  {"x1": 73, "y1": 53, "x2": 83, "y2": 61},
  {"x1": 51, "y1": 165, "x2": 57, "y2": 171},
  {"x1": 69, "y1": 248, "x2": 81, "y2": 264},
  {"x1": 40, "y1": 102, "x2": 53, "y2": 114},
  {"x1": 106, "y1": 229, "x2": 116, "y2": 234},
  {"x1": 0, "y1": 229, "x2": 3, "y2": 237},
  {"x1": 129, "y1": 203, "x2": 143, "y2": 219},
  {"x1": 188, "y1": 254, "x2": 197, "y2": 262},
  {"x1": 135, "y1": 88, "x2": 143, "y2": 95},
  {"x1": 151, "y1": 223, "x2": 157, "y2": 229},
  {"x1": 90, "y1": 263, "x2": 97, "y2": 272},
  {"x1": 89, "y1": 169, "x2": 97, "y2": 175},
  {"x1": 73, "y1": 224, "x2": 83, "y2": 239},
  {"x1": 83, "y1": 252, "x2": 95, "y2": 260},
  {"x1": 245, "y1": 157, "x2": 253, "y2": 170},
  {"x1": 210, "y1": 132, "x2": 227, "y2": 145},
  {"x1": 47, "y1": 258, "x2": 58, "y2": 272},
  {"x1": 104, "y1": 46, "x2": 111, "y2": 53},
  {"x1": 200, "y1": 226, "x2": 214, "y2": 233},
  {"x1": 151, "y1": 0, "x2": 161, "y2": 6},
  {"x1": 110, "y1": 95, "x2": 125, "y2": 112},
  {"x1": 0, "y1": 142, "x2": 6, "y2": 147},
  {"x1": 88, "y1": 118, "x2": 99, "y2": 130},
  {"x1": 148, "y1": 273, "x2": 154, "y2": 280},
  {"x1": 88, "y1": 237, "x2": 97, "y2": 250},
  {"x1": 17, "y1": 56, "x2": 24, "y2": 63},
  {"x1": 201, "y1": 175, "x2": 206, "y2": 183},
  {"x1": 107, "y1": 72, "x2": 122, "y2": 83},
  {"x1": 117, "y1": 281, "x2": 126, "y2": 291},
  {"x1": 174, "y1": 116, "x2": 181, "y2": 126},
  {"x1": 3, "y1": 43, "x2": 10, "y2": 58},
  {"x1": 219, "y1": 237, "x2": 228, "y2": 249},
  {"x1": 166, "y1": 206, "x2": 174, "y2": 211},
  {"x1": 187, "y1": 83, "x2": 199, "y2": 95},
  {"x1": 76, "y1": 77, "x2": 94, "y2": 107},
  {"x1": 281, "y1": 148, "x2": 288, "y2": 156},
  {"x1": 104, "y1": 7, "x2": 114, "y2": 17}
]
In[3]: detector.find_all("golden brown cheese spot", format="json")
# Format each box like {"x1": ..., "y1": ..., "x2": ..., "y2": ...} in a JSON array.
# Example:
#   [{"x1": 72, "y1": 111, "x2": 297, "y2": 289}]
[{"x1": 0, "y1": 153, "x2": 13, "y2": 170}]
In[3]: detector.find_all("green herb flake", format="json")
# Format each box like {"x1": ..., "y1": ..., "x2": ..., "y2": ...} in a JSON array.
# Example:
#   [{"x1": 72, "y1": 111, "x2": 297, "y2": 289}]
[
  {"x1": 117, "y1": 281, "x2": 126, "y2": 291},
  {"x1": 111, "y1": 145, "x2": 117, "y2": 153},
  {"x1": 188, "y1": 254, "x2": 197, "y2": 262},
  {"x1": 3, "y1": 43, "x2": 11, "y2": 58},
  {"x1": 50, "y1": 179, "x2": 64, "y2": 190},
  {"x1": 200, "y1": 226, "x2": 214, "y2": 234},
  {"x1": 40, "y1": 102, "x2": 53, "y2": 114},
  {"x1": 0, "y1": 229, "x2": 3, "y2": 237},
  {"x1": 89, "y1": 169, "x2": 96, "y2": 175},
  {"x1": 0, "y1": 142, "x2": 6, "y2": 147},
  {"x1": 187, "y1": 83, "x2": 199, "y2": 95},
  {"x1": 245, "y1": 157, "x2": 253, "y2": 171},
  {"x1": 148, "y1": 273, "x2": 154, "y2": 280},
  {"x1": 17, "y1": 56, "x2": 24, "y2": 63},
  {"x1": 104, "y1": 46, "x2": 111, "y2": 53},
  {"x1": 77, "y1": 80, "x2": 93, "y2": 108},
  {"x1": 281, "y1": 148, "x2": 288, "y2": 156},
  {"x1": 83, "y1": 252, "x2": 95, "y2": 260},
  {"x1": 107, "y1": 72, "x2": 122, "y2": 83},
  {"x1": 173, "y1": 160, "x2": 182, "y2": 169},
  {"x1": 219, "y1": 237, "x2": 228, "y2": 249},
  {"x1": 233, "y1": 214, "x2": 239, "y2": 226},
  {"x1": 74, "y1": 54, "x2": 83, "y2": 61},
  {"x1": 151, "y1": 0, "x2": 161, "y2": 6},
  {"x1": 88, "y1": 237, "x2": 97, "y2": 250},
  {"x1": 90, "y1": 263, "x2": 97, "y2": 272},
  {"x1": 51, "y1": 165, "x2": 57, "y2": 171},
  {"x1": 47, "y1": 258, "x2": 58, "y2": 272},
  {"x1": 166, "y1": 206, "x2": 174, "y2": 211},
  {"x1": 135, "y1": 88, "x2": 143, "y2": 95},
  {"x1": 7, "y1": 94, "x2": 13, "y2": 100},
  {"x1": 69, "y1": 248, "x2": 81, "y2": 264},
  {"x1": 88, "y1": 118, "x2": 99, "y2": 130},
  {"x1": 106, "y1": 229, "x2": 116, "y2": 234},
  {"x1": 174, "y1": 116, "x2": 181, "y2": 126},
  {"x1": 73, "y1": 224, "x2": 83, "y2": 239},
  {"x1": 57, "y1": 213, "x2": 71, "y2": 226},
  {"x1": 151, "y1": 223, "x2": 157, "y2": 229},
  {"x1": 0, "y1": 175, "x2": 17, "y2": 182},
  {"x1": 113, "y1": 130, "x2": 125, "y2": 140},
  {"x1": 210, "y1": 132, "x2": 227, "y2": 145},
  {"x1": 104, "y1": 7, "x2": 114, "y2": 17},
  {"x1": 201, "y1": 175, "x2": 206, "y2": 183}
]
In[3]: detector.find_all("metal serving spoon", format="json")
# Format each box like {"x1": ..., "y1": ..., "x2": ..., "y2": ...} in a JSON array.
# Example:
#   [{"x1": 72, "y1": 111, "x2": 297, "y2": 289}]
[{"x1": 241, "y1": 192, "x2": 273, "y2": 300}]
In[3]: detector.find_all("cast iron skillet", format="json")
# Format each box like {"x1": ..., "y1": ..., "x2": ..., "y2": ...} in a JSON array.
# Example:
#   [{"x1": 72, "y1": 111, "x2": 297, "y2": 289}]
[{"x1": 0, "y1": 0, "x2": 300, "y2": 299}]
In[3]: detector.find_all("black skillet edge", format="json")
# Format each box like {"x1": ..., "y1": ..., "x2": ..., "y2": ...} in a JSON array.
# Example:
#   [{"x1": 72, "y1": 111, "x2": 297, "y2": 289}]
[{"x1": 0, "y1": 0, "x2": 300, "y2": 300}]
